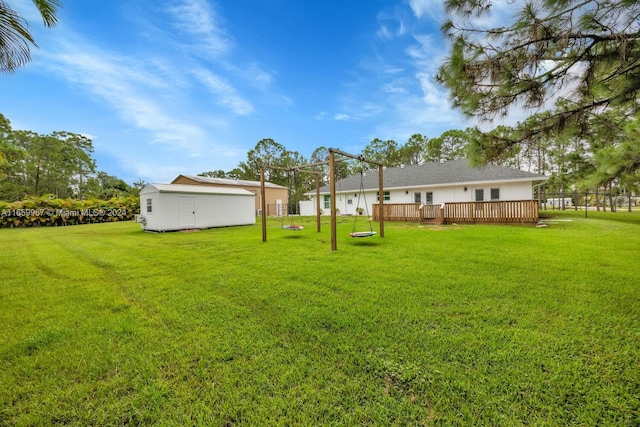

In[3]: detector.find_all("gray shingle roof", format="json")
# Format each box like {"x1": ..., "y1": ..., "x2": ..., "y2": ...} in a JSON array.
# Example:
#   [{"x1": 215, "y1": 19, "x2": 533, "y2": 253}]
[{"x1": 318, "y1": 159, "x2": 548, "y2": 193}]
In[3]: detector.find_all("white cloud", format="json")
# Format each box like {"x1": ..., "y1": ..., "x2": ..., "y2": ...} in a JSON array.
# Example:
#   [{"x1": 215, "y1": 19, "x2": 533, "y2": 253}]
[
  {"x1": 328, "y1": 1, "x2": 465, "y2": 141},
  {"x1": 192, "y1": 68, "x2": 254, "y2": 115},
  {"x1": 166, "y1": 0, "x2": 232, "y2": 57},
  {"x1": 383, "y1": 66, "x2": 405, "y2": 75},
  {"x1": 376, "y1": 9, "x2": 409, "y2": 40},
  {"x1": 332, "y1": 97, "x2": 388, "y2": 122},
  {"x1": 246, "y1": 63, "x2": 274, "y2": 89},
  {"x1": 44, "y1": 46, "x2": 206, "y2": 150},
  {"x1": 415, "y1": 72, "x2": 443, "y2": 106},
  {"x1": 377, "y1": 25, "x2": 393, "y2": 40},
  {"x1": 383, "y1": 81, "x2": 407, "y2": 94},
  {"x1": 408, "y1": 0, "x2": 444, "y2": 21}
]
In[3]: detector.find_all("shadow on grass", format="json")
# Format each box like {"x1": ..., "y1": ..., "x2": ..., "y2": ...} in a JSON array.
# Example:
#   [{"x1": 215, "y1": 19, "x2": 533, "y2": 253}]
[
  {"x1": 347, "y1": 239, "x2": 381, "y2": 247},
  {"x1": 282, "y1": 234, "x2": 305, "y2": 239}
]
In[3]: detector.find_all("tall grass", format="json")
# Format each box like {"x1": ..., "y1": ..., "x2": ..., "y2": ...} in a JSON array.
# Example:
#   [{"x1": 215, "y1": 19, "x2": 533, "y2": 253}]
[{"x1": 1, "y1": 213, "x2": 638, "y2": 425}]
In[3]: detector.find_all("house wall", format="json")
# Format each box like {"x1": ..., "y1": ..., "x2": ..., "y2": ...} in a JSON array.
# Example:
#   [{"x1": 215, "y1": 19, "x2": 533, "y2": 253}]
[
  {"x1": 140, "y1": 189, "x2": 255, "y2": 231},
  {"x1": 171, "y1": 176, "x2": 287, "y2": 215},
  {"x1": 299, "y1": 200, "x2": 316, "y2": 216},
  {"x1": 313, "y1": 181, "x2": 535, "y2": 216}
]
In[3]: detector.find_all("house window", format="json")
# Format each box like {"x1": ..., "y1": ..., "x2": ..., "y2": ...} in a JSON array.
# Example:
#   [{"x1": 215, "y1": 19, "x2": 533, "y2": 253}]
[
  {"x1": 490, "y1": 188, "x2": 500, "y2": 201},
  {"x1": 323, "y1": 195, "x2": 330, "y2": 209},
  {"x1": 347, "y1": 197, "x2": 353, "y2": 205},
  {"x1": 146, "y1": 198, "x2": 153, "y2": 213},
  {"x1": 426, "y1": 192, "x2": 433, "y2": 205},
  {"x1": 475, "y1": 189, "x2": 484, "y2": 202},
  {"x1": 376, "y1": 191, "x2": 390, "y2": 201},
  {"x1": 414, "y1": 192, "x2": 421, "y2": 203}
]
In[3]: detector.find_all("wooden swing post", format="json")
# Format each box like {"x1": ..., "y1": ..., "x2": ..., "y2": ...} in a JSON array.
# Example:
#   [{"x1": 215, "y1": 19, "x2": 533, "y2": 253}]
[
  {"x1": 260, "y1": 166, "x2": 267, "y2": 242},
  {"x1": 328, "y1": 148, "x2": 384, "y2": 251},
  {"x1": 260, "y1": 163, "x2": 323, "y2": 242}
]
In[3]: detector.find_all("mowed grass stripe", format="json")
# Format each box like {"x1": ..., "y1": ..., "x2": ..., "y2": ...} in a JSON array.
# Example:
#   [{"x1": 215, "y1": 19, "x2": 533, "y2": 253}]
[{"x1": 0, "y1": 213, "x2": 639, "y2": 425}]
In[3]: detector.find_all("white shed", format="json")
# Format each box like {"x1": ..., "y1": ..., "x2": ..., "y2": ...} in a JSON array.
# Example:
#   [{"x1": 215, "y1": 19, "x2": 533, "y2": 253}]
[{"x1": 138, "y1": 184, "x2": 255, "y2": 232}]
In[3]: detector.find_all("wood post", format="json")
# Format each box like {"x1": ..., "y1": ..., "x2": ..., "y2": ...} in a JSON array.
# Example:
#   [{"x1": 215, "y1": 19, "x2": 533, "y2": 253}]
[
  {"x1": 379, "y1": 164, "x2": 384, "y2": 238},
  {"x1": 260, "y1": 166, "x2": 267, "y2": 242},
  {"x1": 329, "y1": 151, "x2": 337, "y2": 251},
  {"x1": 315, "y1": 173, "x2": 321, "y2": 233}
]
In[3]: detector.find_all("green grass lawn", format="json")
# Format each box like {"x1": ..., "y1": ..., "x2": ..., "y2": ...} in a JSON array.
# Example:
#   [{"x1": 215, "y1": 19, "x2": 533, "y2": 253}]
[{"x1": 1, "y1": 213, "x2": 639, "y2": 425}]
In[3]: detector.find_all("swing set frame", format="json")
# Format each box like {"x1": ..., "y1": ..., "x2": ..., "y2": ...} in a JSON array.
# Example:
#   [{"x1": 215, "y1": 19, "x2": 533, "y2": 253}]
[
  {"x1": 260, "y1": 164, "x2": 322, "y2": 242},
  {"x1": 259, "y1": 148, "x2": 385, "y2": 251},
  {"x1": 328, "y1": 148, "x2": 384, "y2": 250}
]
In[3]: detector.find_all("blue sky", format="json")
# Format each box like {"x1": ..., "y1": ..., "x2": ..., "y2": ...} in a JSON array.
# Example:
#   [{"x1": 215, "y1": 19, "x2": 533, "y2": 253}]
[{"x1": 1, "y1": 0, "x2": 469, "y2": 184}]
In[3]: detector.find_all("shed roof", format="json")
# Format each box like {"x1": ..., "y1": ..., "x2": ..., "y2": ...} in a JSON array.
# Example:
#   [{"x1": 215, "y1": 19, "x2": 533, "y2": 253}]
[
  {"x1": 172, "y1": 175, "x2": 287, "y2": 189},
  {"x1": 141, "y1": 183, "x2": 255, "y2": 196},
  {"x1": 317, "y1": 159, "x2": 548, "y2": 193}
]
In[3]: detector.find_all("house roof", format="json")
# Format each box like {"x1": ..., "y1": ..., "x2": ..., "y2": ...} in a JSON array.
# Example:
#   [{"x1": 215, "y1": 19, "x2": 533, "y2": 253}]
[
  {"x1": 173, "y1": 174, "x2": 287, "y2": 189},
  {"x1": 141, "y1": 184, "x2": 255, "y2": 196},
  {"x1": 316, "y1": 159, "x2": 548, "y2": 193}
]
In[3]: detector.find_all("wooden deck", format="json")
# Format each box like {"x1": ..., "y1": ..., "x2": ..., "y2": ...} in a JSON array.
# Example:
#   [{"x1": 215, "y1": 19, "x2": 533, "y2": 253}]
[{"x1": 373, "y1": 200, "x2": 539, "y2": 225}]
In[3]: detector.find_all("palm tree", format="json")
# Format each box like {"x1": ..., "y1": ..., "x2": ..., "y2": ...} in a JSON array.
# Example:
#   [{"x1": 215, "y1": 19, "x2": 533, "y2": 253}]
[{"x1": 0, "y1": 0, "x2": 61, "y2": 73}]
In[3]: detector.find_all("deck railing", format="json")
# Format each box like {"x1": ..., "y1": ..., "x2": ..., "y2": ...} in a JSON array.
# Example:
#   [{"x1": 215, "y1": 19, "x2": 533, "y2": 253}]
[{"x1": 373, "y1": 200, "x2": 539, "y2": 225}]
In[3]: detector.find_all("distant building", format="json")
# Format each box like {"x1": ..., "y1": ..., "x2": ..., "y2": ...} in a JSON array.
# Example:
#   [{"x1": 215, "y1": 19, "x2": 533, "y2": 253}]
[
  {"x1": 546, "y1": 198, "x2": 573, "y2": 208},
  {"x1": 171, "y1": 175, "x2": 288, "y2": 216}
]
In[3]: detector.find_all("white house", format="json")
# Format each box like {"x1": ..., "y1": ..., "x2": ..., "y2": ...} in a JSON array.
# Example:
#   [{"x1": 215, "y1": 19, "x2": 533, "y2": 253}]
[
  {"x1": 306, "y1": 159, "x2": 548, "y2": 216},
  {"x1": 546, "y1": 197, "x2": 573, "y2": 208},
  {"x1": 138, "y1": 184, "x2": 255, "y2": 232}
]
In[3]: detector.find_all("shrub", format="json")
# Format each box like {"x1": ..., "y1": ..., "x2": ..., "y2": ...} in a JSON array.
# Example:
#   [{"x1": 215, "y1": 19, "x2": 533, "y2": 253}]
[{"x1": 0, "y1": 195, "x2": 140, "y2": 228}]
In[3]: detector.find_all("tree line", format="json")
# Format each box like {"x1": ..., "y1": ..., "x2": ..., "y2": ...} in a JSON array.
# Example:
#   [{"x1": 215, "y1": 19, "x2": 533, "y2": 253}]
[
  {"x1": 196, "y1": 130, "x2": 474, "y2": 210},
  {"x1": 201, "y1": 121, "x2": 638, "y2": 210},
  {"x1": 0, "y1": 114, "x2": 142, "y2": 201}
]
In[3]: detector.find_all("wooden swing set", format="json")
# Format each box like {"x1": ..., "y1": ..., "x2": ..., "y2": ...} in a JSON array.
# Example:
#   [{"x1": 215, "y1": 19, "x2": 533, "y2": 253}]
[{"x1": 260, "y1": 148, "x2": 385, "y2": 251}]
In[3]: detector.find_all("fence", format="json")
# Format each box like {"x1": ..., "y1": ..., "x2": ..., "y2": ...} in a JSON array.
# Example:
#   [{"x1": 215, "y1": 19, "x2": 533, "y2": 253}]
[
  {"x1": 373, "y1": 200, "x2": 539, "y2": 225},
  {"x1": 539, "y1": 191, "x2": 638, "y2": 212},
  {"x1": 262, "y1": 203, "x2": 301, "y2": 217}
]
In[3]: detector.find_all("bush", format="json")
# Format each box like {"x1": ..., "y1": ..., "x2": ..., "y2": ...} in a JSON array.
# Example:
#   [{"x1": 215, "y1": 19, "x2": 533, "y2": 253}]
[{"x1": 0, "y1": 196, "x2": 140, "y2": 228}]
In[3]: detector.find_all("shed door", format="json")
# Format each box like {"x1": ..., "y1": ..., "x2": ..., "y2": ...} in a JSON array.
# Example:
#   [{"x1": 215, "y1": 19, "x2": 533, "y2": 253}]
[{"x1": 179, "y1": 196, "x2": 195, "y2": 228}]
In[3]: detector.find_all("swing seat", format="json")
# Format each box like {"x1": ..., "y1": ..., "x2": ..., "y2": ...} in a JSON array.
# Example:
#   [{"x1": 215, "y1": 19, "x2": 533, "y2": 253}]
[
  {"x1": 349, "y1": 231, "x2": 377, "y2": 238},
  {"x1": 282, "y1": 224, "x2": 304, "y2": 231}
]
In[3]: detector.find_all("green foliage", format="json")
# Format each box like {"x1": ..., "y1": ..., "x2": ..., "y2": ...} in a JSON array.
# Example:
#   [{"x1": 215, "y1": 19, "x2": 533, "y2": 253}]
[
  {"x1": 0, "y1": 115, "x2": 97, "y2": 199},
  {"x1": 0, "y1": 195, "x2": 139, "y2": 228},
  {"x1": 197, "y1": 170, "x2": 228, "y2": 178},
  {"x1": 0, "y1": 114, "x2": 141, "y2": 201},
  {"x1": 440, "y1": 0, "x2": 640, "y2": 121},
  {"x1": 0, "y1": 0, "x2": 61, "y2": 73},
  {"x1": 0, "y1": 216, "x2": 638, "y2": 424},
  {"x1": 85, "y1": 171, "x2": 135, "y2": 199},
  {"x1": 398, "y1": 134, "x2": 428, "y2": 165},
  {"x1": 361, "y1": 138, "x2": 400, "y2": 167},
  {"x1": 438, "y1": 0, "x2": 640, "y2": 187},
  {"x1": 426, "y1": 129, "x2": 470, "y2": 162}
]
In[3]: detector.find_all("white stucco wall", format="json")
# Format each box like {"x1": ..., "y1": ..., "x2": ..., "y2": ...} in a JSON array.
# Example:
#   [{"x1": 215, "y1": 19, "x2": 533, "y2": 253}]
[
  {"x1": 312, "y1": 180, "x2": 536, "y2": 215},
  {"x1": 140, "y1": 185, "x2": 255, "y2": 231}
]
